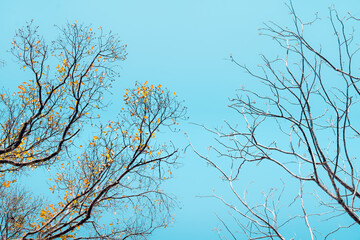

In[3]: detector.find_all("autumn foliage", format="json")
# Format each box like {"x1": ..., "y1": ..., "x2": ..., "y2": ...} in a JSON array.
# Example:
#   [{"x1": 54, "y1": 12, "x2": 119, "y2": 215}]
[{"x1": 0, "y1": 21, "x2": 186, "y2": 239}]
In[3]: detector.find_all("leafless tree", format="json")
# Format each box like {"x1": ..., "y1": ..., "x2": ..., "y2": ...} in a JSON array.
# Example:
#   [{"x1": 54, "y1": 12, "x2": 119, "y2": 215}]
[
  {"x1": 192, "y1": 2, "x2": 360, "y2": 239},
  {"x1": 0, "y1": 21, "x2": 186, "y2": 239}
]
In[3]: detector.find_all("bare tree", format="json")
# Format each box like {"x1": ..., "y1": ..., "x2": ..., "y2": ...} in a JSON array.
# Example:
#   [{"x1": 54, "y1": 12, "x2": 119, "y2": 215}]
[
  {"x1": 192, "y1": 2, "x2": 360, "y2": 239},
  {"x1": 0, "y1": 21, "x2": 186, "y2": 239}
]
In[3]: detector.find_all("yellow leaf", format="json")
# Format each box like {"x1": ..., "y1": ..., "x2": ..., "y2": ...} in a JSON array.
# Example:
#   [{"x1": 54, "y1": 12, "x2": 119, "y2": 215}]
[{"x1": 69, "y1": 106, "x2": 75, "y2": 110}]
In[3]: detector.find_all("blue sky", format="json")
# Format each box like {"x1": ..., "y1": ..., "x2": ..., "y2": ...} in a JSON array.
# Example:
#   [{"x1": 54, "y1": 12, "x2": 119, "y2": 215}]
[{"x1": 1, "y1": 0, "x2": 360, "y2": 239}]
